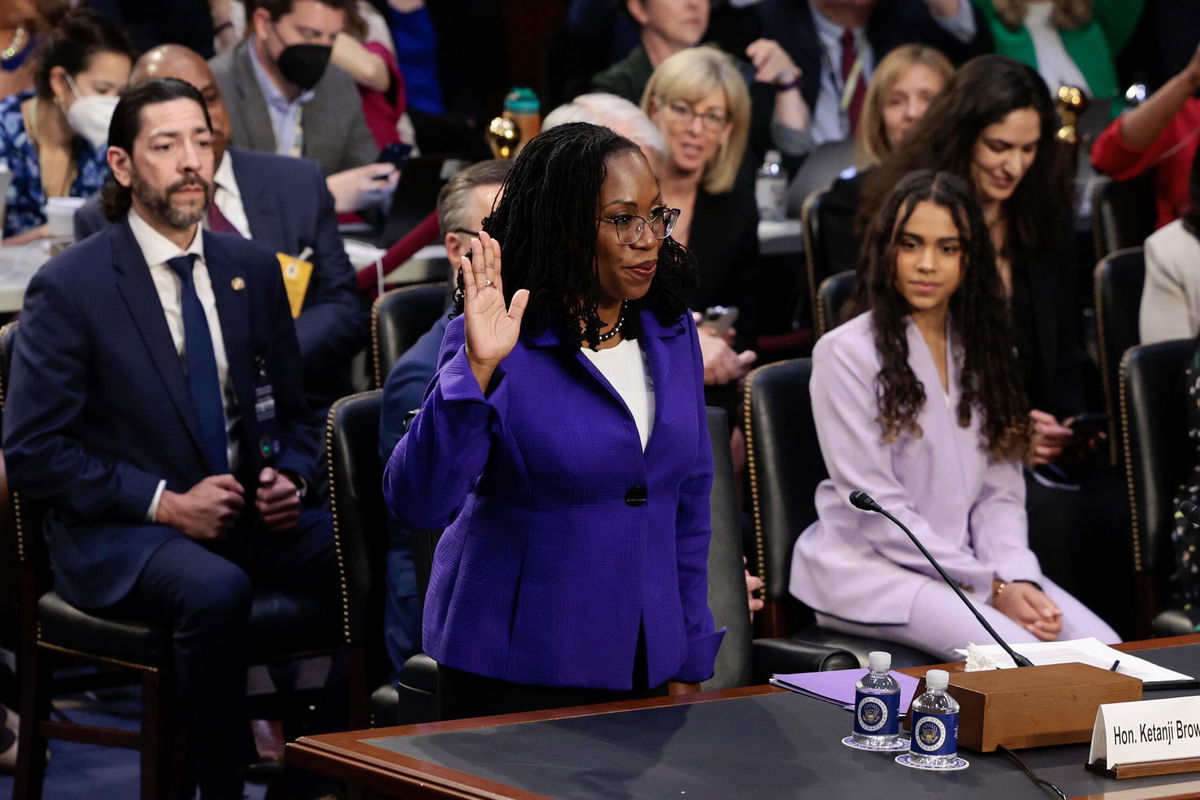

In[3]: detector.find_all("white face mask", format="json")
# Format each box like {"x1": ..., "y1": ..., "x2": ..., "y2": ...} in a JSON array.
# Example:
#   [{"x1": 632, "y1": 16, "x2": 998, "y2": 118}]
[{"x1": 64, "y1": 74, "x2": 118, "y2": 150}]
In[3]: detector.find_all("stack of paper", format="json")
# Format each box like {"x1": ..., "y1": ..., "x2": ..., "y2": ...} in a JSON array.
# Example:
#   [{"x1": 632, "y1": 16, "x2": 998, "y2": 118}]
[{"x1": 953, "y1": 638, "x2": 1194, "y2": 685}]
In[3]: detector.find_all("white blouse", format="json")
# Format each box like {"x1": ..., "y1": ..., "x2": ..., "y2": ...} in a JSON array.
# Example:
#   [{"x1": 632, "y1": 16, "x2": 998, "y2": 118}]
[{"x1": 581, "y1": 337, "x2": 655, "y2": 451}]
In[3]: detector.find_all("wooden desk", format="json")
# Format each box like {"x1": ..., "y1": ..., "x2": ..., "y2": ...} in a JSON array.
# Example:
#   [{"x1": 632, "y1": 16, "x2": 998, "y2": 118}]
[{"x1": 289, "y1": 636, "x2": 1200, "y2": 800}]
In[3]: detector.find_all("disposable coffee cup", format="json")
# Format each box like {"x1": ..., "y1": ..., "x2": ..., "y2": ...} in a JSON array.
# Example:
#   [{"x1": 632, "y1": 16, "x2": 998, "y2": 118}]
[{"x1": 45, "y1": 196, "x2": 86, "y2": 240}]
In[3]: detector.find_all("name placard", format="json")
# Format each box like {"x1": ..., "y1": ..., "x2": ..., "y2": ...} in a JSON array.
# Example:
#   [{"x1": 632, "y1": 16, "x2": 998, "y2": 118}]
[{"x1": 1089, "y1": 697, "x2": 1200, "y2": 771}]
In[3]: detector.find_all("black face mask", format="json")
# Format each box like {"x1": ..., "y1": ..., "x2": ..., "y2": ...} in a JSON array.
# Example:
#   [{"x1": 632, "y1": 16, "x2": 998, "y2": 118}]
[{"x1": 275, "y1": 38, "x2": 331, "y2": 91}]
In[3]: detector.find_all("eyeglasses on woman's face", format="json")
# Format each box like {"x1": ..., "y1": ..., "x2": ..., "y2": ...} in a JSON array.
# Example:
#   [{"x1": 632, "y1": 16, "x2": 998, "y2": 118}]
[
  {"x1": 596, "y1": 206, "x2": 680, "y2": 245},
  {"x1": 660, "y1": 98, "x2": 730, "y2": 133}
]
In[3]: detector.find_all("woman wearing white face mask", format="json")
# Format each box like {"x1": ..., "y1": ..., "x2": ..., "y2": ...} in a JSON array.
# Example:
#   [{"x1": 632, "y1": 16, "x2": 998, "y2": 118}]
[{"x1": 0, "y1": 8, "x2": 132, "y2": 244}]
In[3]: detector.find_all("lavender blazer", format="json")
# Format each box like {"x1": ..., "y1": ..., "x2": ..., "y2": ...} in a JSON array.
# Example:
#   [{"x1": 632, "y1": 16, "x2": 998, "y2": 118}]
[
  {"x1": 791, "y1": 312, "x2": 1044, "y2": 625},
  {"x1": 384, "y1": 310, "x2": 724, "y2": 690}
]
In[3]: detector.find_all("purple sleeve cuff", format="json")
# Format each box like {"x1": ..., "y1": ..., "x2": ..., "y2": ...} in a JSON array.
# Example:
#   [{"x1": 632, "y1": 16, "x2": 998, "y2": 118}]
[{"x1": 676, "y1": 627, "x2": 726, "y2": 683}]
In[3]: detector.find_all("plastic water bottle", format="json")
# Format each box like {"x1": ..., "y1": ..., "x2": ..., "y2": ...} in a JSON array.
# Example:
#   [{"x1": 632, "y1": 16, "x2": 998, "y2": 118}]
[
  {"x1": 908, "y1": 669, "x2": 960, "y2": 766},
  {"x1": 755, "y1": 149, "x2": 786, "y2": 222},
  {"x1": 853, "y1": 651, "x2": 901, "y2": 746}
]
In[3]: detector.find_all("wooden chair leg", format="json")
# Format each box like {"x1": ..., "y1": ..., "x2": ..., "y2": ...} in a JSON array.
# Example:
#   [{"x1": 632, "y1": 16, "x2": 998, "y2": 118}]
[
  {"x1": 14, "y1": 643, "x2": 51, "y2": 800},
  {"x1": 139, "y1": 668, "x2": 178, "y2": 800}
]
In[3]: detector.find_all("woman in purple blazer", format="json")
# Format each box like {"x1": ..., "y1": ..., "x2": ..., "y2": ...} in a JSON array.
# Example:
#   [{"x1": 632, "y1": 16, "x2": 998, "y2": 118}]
[
  {"x1": 791, "y1": 171, "x2": 1117, "y2": 660},
  {"x1": 384, "y1": 123, "x2": 724, "y2": 719}
]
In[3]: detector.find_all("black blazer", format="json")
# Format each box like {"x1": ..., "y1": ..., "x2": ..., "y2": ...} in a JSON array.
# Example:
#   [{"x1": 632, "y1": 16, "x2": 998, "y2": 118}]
[{"x1": 688, "y1": 185, "x2": 760, "y2": 348}]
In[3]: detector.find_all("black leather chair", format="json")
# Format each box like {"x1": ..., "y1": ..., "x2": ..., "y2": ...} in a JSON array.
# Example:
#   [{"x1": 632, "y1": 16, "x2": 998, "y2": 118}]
[
  {"x1": 801, "y1": 188, "x2": 829, "y2": 331},
  {"x1": 0, "y1": 321, "x2": 345, "y2": 800},
  {"x1": 1118, "y1": 339, "x2": 1195, "y2": 637},
  {"x1": 742, "y1": 358, "x2": 939, "y2": 667},
  {"x1": 369, "y1": 281, "x2": 450, "y2": 388},
  {"x1": 1094, "y1": 247, "x2": 1145, "y2": 465},
  {"x1": 1090, "y1": 173, "x2": 1156, "y2": 263},
  {"x1": 786, "y1": 139, "x2": 855, "y2": 220},
  {"x1": 815, "y1": 270, "x2": 856, "y2": 340}
]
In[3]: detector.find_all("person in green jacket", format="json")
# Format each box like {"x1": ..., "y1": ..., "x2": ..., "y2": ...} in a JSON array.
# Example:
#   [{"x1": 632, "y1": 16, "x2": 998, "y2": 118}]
[{"x1": 972, "y1": 0, "x2": 1143, "y2": 118}]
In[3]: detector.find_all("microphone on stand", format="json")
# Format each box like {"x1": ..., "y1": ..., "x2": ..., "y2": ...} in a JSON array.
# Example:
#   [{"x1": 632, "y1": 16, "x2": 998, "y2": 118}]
[{"x1": 848, "y1": 491, "x2": 1035, "y2": 668}]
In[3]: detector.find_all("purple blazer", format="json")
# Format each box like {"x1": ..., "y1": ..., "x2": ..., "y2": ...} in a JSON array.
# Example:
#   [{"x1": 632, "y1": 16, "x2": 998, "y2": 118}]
[
  {"x1": 384, "y1": 310, "x2": 724, "y2": 690},
  {"x1": 791, "y1": 312, "x2": 1044, "y2": 625}
]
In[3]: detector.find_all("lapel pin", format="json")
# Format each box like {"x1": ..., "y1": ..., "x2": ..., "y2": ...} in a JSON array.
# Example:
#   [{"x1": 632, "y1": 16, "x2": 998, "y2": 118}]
[{"x1": 231, "y1": 277, "x2": 246, "y2": 291}]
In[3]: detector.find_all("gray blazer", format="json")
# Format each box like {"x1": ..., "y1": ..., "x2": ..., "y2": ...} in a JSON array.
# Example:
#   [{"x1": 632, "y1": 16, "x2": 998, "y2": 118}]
[{"x1": 209, "y1": 38, "x2": 377, "y2": 176}]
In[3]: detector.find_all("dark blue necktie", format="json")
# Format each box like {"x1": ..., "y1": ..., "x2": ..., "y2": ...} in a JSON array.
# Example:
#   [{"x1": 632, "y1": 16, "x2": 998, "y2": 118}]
[{"x1": 167, "y1": 254, "x2": 229, "y2": 474}]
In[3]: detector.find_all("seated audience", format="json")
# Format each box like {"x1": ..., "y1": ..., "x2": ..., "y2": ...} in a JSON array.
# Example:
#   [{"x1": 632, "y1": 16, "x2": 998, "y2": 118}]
[
  {"x1": 210, "y1": 0, "x2": 400, "y2": 212},
  {"x1": 0, "y1": 0, "x2": 60, "y2": 100},
  {"x1": 3, "y1": 78, "x2": 336, "y2": 800},
  {"x1": 75, "y1": 44, "x2": 366, "y2": 411},
  {"x1": 1140, "y1": 149, "x2": 1200, "y2": 343},
  {"x1": 0, "y1": 8, "x2": 132, "y2": 243},
  {"x1": 791, "y1": 169, "x2": 1119, "y2": 660},
  {"x1": 377, "y1": 157, "x2": 509, "y2": 675},
  {"x1": 973, "y1": 0, "x2": 1142, "y2": 119},
  {"x1": 756, "y1": 0, "x2": 987, "y2": 145},
  {"x1": 642, "y1": 47, "x2": 761, "y2": 354},
  {"x1": 863, "y1": 54, "x2": 1132, "y2": 633},
  {"x1": 385, "y1": 123, "x2": 722, "y2": 719},
  {"x1": 1092, "y1": 43, "x2": 1200, "y2": 230},
  {"x1": 822, "y1": 43, "x2": 954, "y2": 278},
  {"x1": 594, "y1": 0, "x2": 813, "y2": 160},
  {"x1": 334, "y1": 0, "x2": 410, "y2": 149}
]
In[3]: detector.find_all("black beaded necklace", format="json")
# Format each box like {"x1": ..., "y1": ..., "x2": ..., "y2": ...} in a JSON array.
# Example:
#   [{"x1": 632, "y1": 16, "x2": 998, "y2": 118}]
[{"x1": 596, "y1": 301, "x2": 626, "y2": 344}]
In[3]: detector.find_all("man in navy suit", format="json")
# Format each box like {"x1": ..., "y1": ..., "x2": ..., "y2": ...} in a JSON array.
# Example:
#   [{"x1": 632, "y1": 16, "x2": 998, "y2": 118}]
[
  {"x1": 75, "y1": 44, "x2": 366, "y2": 411},
  {"x1": 756, "y1": 0, "x2": 990, "y2": 144},
  {"x1": 4, "y1": 78, "x2": 335, "y2": 799}
]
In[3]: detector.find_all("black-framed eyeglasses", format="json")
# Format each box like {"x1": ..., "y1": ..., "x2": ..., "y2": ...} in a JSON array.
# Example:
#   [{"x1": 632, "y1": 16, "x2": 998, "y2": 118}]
[
  {"x1": 452, "y1": 227, "x2": 479, "y2": 237},
  {"x1": 596, "y1": 207, "x2": 680, "y2": 245},
  {"x1": 661, "y1": 98, "x2": 731, "y2": 132}
]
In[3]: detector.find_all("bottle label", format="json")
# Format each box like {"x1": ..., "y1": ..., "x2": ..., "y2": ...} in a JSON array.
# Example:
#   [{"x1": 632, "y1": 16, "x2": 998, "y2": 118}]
[
  {"x1": 911, "y1": 711, "x2": 959, "y2": 755},
  {"x1": 854, "y1": 691, "x2": 900, "y2": 736}
]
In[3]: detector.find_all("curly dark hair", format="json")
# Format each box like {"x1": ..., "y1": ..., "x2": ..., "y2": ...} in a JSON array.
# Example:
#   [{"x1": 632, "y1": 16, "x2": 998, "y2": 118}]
[
  {"x1": 859, "y1": 55, "x2": 1068, "y2": 278},
  {"x1": 864, "y1": 170, "x2": 1032, "y2": 462},
  {"x1": 455, "y1": 122, "x2": 697, "y2": 349}
]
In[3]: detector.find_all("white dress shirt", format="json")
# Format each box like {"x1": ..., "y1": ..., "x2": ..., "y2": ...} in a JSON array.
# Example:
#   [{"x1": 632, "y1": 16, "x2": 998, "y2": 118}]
[
  {"x1": 210, "y1": 152, "x2": 252, "y2": 237},
  {"x1": 581, "y1": 338, "x2": 655, "y2": 451},
  {"x1": 128, "y1": 210, "x2": 241, "y2": 519}
]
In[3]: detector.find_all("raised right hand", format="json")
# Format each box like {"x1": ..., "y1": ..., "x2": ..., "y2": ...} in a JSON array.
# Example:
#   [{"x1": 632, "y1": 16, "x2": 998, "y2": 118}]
[
  {"x1": 462, "y1": 230, "x2": 529, "y2": 392},
  {"x1": 156, "y1": 474, "x2": 245, "y2": 541}
]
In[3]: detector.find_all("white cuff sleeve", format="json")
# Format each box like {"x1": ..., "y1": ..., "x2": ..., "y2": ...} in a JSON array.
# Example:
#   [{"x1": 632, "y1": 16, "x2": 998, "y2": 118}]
[{"x1": 146, "y1": 480, "x2": 166, "y2": 523}]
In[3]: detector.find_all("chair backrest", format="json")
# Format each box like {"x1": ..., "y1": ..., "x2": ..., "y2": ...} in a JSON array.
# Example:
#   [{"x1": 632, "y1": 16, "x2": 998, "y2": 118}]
[
  {"x1": 326, "y1": 390, "x2": 390, "y2": 679},
  {"x1": 1094, "y1": 247, "x2": 1145, "y2": 464},
  {"x1": 1091, "y1": 173, "x2": 1156, "y2": 263},
  {"x1": 0, "y1": 321, "x2": 51, "y2": 597},
  {"x1": 786, "y1": 139, "x2": 855, "y2": 219},
  {"x1": 801, "y1": 187, "x2": 828, "y2": 328},
  {"x1": 370, "y1": 282, "x2": 450, "y2": 388},
  {"x1": 815, "y1": 270, "x2": 856, "y2": 340},
  {"x1": 741, "y1": 358, "x2": 825, "y2": 637},
  {"x1": 702, "y1": 406, "x2": 754, "y2": 691},
  {"x1": 1119, "y1": 338, "x2": 1192, "y2": 630}
]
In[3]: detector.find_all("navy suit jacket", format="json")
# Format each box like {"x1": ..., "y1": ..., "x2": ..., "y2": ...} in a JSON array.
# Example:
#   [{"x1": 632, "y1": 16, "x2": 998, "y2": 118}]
[
  {"x1": 757, "y1": 0, "x2": 991, "y2": 114},
  {"x1": 3, "y1": 220, "x2": 318, "y2": 609},
  {"x1": 75, "y1": 147, "x2": 366, "y2": 408}
]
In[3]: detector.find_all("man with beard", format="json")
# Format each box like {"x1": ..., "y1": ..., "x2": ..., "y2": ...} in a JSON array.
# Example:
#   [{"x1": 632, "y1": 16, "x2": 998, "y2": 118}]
[{"x1": 3, "y1": 78, "x2": 336, "y2": 800}]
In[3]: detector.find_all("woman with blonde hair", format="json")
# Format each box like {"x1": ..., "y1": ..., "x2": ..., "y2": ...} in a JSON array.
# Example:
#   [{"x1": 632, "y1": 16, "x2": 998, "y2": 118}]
[
  {"x1": 641, "y1": 46, "x2": 759, "y2": 347},
  {"x1": 823, "y1": 44, "x2": 955, "y2": 281}
]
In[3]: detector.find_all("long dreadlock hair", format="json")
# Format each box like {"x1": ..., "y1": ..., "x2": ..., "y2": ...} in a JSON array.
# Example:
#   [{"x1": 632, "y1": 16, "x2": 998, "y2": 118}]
[
  {"x1": 454, "y1": 122, "x2": 696, "y2": 349},
  {"x1": 865, "y1": 170, "x2": 1032, "y2": 462}
]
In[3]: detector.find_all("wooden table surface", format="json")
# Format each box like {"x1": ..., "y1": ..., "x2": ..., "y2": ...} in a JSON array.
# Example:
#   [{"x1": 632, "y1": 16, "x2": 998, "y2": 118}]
[{"x1": 288, "y1": 634, "x2": 1200, "y2": 800}]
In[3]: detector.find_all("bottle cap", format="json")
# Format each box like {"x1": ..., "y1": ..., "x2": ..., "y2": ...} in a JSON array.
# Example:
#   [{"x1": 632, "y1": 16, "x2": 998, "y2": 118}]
[
  {"x1": 867, "y1": 651, "x2": 891, "y2": 672},
  {"x1": 926, "y1": 669, "x2": 949, "y2": 690},
  {"x1": 504, "y1": 87, "x2": 540, "y2": 114}
]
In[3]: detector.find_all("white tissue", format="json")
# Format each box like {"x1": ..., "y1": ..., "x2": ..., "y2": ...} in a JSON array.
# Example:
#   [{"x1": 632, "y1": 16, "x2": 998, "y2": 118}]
[{"x1": 963, "y1": 642, "x2": 1000, "y2": 672}]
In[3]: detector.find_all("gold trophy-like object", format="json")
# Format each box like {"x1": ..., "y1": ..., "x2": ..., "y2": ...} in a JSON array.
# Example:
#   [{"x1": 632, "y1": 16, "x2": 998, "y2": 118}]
[
  {"x1": 486, "y1": 116, "x2": 520, "y2": 160},
  {"x1": 1055, "y1": 85, "x2": 1089, "y2": 146}
]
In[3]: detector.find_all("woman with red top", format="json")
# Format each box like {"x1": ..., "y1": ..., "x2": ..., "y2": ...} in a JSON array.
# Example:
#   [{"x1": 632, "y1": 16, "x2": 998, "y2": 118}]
[{"x1": 1091, "y1": 43, "x2": 1200, "y2": 230}]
